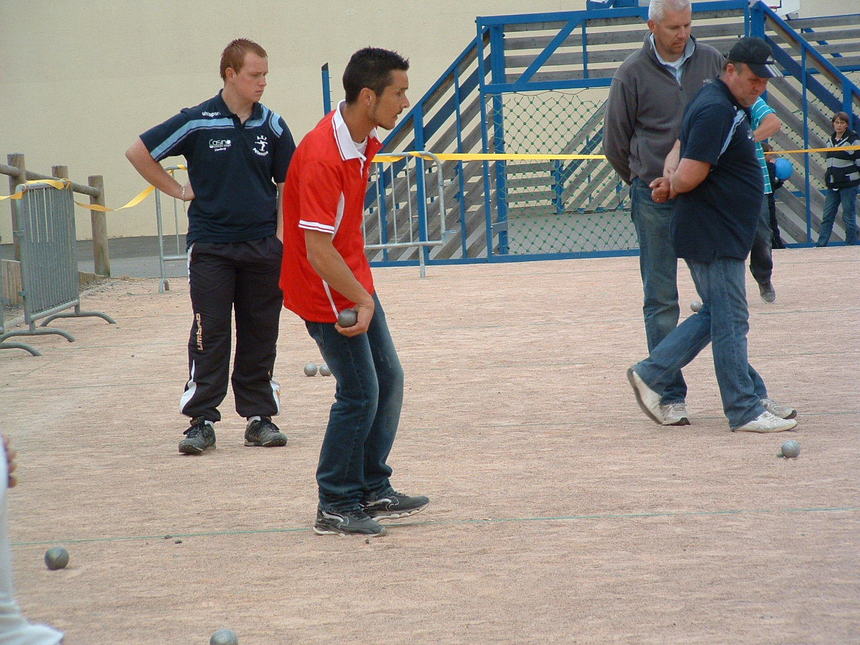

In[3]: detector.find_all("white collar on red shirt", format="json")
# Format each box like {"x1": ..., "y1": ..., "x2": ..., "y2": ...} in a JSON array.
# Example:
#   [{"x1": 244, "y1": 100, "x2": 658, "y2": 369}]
[{"x1": 333, "y1": 100, "x2": 378, "y2": 162}]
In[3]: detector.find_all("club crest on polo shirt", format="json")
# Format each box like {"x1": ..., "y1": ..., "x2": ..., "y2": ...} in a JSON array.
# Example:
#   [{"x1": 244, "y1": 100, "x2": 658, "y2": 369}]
[
  {"x1": 253, "y1": 134, "x2": 269, "y2": 156},
  {"x1": 209, "y1": 138, "x2": 232, "y2": 152}
]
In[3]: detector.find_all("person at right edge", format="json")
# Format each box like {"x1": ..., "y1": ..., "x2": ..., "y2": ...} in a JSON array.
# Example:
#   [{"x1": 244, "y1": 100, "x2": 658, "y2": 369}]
[
  {"x1": 279, "y1": 48, "x2": 429, "y2": 537},
  {"x1": 627, "y1": 37, "x2": 798, "y2": 434},
  {"x1": 603, "y1": 0, "x2": 724, "y2": 427},
  {"x1": 816, "y1": 111, "x2": 860, "y2": 247}
]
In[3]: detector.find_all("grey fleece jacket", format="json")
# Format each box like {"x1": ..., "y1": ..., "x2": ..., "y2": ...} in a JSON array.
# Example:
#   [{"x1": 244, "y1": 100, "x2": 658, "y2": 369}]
[{"x1": 603, "y1": 34, "x2": 724, "y2": 185}]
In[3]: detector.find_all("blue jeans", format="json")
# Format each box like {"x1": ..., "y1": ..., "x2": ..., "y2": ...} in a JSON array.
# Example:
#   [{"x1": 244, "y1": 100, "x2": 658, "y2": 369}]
[
  {"x1": 633, "y1": 257, "x2": 767, "y2": 429},
  {"x1": 749, "y1": 195, "x2": 773, "y2": 286},
  {"x1": 630, "y1": 178, "x2": 686, "y2": 404},
  {"x1": 817, "y1": 186, "x2": 859, "y2": 246},
  {"x1": 305, "y1": 293, "x2": 403, "y2": 511}
]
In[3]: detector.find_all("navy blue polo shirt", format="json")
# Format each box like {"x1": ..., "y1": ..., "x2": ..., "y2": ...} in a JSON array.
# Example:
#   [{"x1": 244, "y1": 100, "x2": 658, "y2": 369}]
[
  {"x1": 671, "y1": 79, "x2": 763, "y2": 262},
  {"x1": 140, "y1": 91, "x2": 295, "y2": 245}
]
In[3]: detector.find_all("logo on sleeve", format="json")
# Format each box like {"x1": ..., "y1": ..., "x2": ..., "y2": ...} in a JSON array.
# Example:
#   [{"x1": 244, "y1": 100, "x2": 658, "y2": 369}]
[
  {"x1": 253, "y1": 135, "x2": 269, "y2": 157},
  {"x1": 209, "y1": 139, "x2": 232, "y2": 152}
]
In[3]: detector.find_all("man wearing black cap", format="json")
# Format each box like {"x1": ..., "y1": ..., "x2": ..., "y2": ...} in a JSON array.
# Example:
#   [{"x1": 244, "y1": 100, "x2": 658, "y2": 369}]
[{"x1": 627, "y1": 37, "x2": 799, "y2": 434}]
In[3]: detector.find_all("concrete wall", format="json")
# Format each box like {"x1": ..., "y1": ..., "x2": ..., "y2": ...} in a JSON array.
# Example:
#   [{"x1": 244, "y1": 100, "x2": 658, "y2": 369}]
[{"x1": 0, "y1": 0, "x2": 848, "y2": 243}]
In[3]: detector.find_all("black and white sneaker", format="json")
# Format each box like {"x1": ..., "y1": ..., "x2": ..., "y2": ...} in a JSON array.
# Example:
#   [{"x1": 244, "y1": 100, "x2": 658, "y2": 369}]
[
  {"x1": 364, "y1": 488, "x2": 429, "y2": 520},
  {"x1": 244, "y1": 416, "x2": 287, "y2": 447},
  {"x1": 178, "y1": 417, "x2": 216, "y2": 455},
  {"x1": 313, "y1": 507, "x2": 386, "y2": 537}
]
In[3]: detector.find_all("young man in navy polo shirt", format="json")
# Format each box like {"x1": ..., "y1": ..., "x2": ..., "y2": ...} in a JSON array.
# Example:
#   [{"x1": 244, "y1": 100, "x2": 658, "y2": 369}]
[
  {"x1": 627, "y1": 37, "x2": 798, "y2": 434},
  {"x1": 280, "y1": 48, "x2": 429, "y2": 537},
  {"x1": 126, "y1": 39, "x2": 295, "y2": 454}
]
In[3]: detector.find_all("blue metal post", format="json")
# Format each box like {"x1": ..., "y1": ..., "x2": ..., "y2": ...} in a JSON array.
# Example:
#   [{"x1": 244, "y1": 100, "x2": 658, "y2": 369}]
[
  {"x1": 321, "y1": 63, "x2": 332, "y2": 114},
  {"x1": 476, "y1": 25, "x2": 496, "y2": 259},
  {"x1": 749, "y1": 1, "x2": 764, "y2": 37},
  {"x1": 454, "y1": 74, "x2": 468, "y2": 257},
  {"x1": 489, "y1": 24, "x2": 509, "y2": 255},
  {"x1": 412, "y1": 104, "x2": 431, "y2": 264},
  {"x1": 377, "y1": 168, "x2": 390, "y2": 263},
  {"x1": 801, "y1": 49, "x2": 812, "y2": 244}
]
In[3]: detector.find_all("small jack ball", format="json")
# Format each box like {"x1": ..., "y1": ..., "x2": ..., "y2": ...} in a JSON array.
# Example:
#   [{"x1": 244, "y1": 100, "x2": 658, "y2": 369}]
[
  {"x1": 303, "y1": 362, "x2": 318, "y2": 377},
  {"x1": 210, "y1": 629, "x2": 239, "y2": 645},
  {"x1": 781, "y1": 440, "x2": 800, "y2": 458},
  {"x1": 319, "y1": 364, "x2": 331, "y2": 376},
  {"x1": 338, "y1": 308, "x2": 358, "y2": 327},
  {"x1": 690, "y1": 300, "x2": 703, "y2": 313},
  {"x1": 44, "y1": 547, "x2": 69, "y2": 570}
]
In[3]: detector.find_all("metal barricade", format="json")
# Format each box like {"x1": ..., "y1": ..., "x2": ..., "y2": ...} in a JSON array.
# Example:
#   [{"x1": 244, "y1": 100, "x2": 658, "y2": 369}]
[
  {"x1": 366, "y1": 151, "x2": 450, "y2": 278},
  {"x1": 0, "y1": 182, "x2": 115, "y2": 352},
  {"x1": 153, "y1": 165, "x2": 188, "y2": 293},
  {"x1": 0, "y1": 261, "x2": 38, "y2": 355}
]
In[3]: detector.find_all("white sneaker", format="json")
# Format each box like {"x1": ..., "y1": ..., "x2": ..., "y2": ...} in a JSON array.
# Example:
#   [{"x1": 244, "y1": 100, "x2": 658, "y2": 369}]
[
  {"x1": 733, "y1": 410, "x2": 798, "y2": 433},
  {"x1": 627, "y1": 367, "x2": 664, "y2": 425},
  {"x1": 661, "y1": 402, "x2": 690, "y2": 426},
  {"x1": 762, "y1": 398, "x2": 797, "y2": 419}
]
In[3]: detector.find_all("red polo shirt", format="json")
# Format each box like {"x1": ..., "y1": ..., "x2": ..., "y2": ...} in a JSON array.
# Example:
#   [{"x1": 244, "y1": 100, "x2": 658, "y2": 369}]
[{"x1": 279, "y1": 103, "x2": 383, "y2": 322}]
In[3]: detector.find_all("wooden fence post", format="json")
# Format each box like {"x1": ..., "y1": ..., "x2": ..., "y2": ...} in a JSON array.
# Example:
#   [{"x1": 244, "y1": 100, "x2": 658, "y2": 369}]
[
  {"x1": 88, "y1": 175, "x2": 110, "y2": 277},
  {"x1": 6, "y1": 153, "x2": 25, "y2": 261}
]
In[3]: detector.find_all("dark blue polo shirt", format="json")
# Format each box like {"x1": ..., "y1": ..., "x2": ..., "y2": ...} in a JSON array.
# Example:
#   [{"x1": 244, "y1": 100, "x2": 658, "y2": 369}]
[
  {"x1": 671, "y1": 79, "x2": 763, "y2": 262},
  {"x1": 140, "y1": 92, "x2": 296, "y2": 245}
]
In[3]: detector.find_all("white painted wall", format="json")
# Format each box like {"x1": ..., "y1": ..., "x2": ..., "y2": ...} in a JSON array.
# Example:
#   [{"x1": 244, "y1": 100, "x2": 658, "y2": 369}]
[{"x1": 0, "y1": 0, "x2": 849, "y2": 242}]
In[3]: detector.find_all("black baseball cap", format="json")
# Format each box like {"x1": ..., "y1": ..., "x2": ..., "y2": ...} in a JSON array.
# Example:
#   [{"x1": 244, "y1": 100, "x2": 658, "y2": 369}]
[{"x1": 727, "y1": 37, "x2": 782, "y2": 78}]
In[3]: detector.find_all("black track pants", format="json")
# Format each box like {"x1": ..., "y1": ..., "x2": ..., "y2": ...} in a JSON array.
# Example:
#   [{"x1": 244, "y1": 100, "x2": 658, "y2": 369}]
[{"x1": 180, "y1": 236, "x2": 283, "y2": 422}]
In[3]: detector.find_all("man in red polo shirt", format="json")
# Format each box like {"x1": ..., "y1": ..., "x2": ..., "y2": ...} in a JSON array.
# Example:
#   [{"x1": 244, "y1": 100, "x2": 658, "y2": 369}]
[{"x1": 280, "y1": 47, "x2": 429, "y2": 537}]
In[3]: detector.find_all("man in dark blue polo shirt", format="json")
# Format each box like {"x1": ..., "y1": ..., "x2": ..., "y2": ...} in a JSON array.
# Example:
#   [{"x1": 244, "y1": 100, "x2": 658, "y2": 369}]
[
  {"x1": 626, "y1": 37, "x2": 798, "y2": 434},
  {"x1": 126, "y1": 38, "x2": 296, "y2": 454}
]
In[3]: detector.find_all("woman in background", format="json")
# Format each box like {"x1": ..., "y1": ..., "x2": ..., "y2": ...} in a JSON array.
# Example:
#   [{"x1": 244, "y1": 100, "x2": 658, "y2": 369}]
[{"x1": 817, "y1": 111, "x2": 859, "y2": 246}]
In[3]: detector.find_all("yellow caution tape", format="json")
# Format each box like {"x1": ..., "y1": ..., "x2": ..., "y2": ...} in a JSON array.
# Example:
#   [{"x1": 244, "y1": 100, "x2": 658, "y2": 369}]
[
  {"x1": 764, "y1": 145, "x2": 860, "y2": 155},
  {"x1": 375, "y1": 146, "x2": 860, "y2": 163},
  {"x1": 75, "y1": 185, "x2": 154, "y2": 212},
  {"x1": 374, "y1": 152, "x2": 606, "y2": 162},
  {"x1": 0, "y1": 165, "x2": 188, "y2": 211}
]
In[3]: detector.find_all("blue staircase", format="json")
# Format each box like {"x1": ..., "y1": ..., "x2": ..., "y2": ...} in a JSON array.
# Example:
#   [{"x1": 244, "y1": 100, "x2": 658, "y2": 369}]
[{"x1": 362, "y1": 0, "x2": 860, "y2": 267}]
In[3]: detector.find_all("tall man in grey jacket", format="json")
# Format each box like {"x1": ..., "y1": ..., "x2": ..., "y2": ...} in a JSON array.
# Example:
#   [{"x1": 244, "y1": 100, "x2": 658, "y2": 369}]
[{"x1": 603, "y1": 0, "x2": 723, "y2": 426}]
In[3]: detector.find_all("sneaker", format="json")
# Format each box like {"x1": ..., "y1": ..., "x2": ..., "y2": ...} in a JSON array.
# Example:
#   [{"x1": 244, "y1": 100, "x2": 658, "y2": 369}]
[
  {"x1": 244, "y1": 416, "x2": 287, "y2": 447},
  {"x1": 364, "y1": 488, "x2": 430, "y2": 520},
  {"x1": 626, "y1": 367, "x2": 664, "y2": 425},
  {"x1": 661, "y1": 402, "x2": 690, "y2": 426},
  {"x1": 758, "y1": 281, "x2": 776, "y2": 303},
  {"x1": 733, "y1": 410, "x2": 797, "y2": 433},
  {"x1": 178, "y1": 417, "x2": 216, "y2": 454},
  {"x1": 313, "y1": 507, "x2": 386, "y2": 537},
  {"x1": 762, "y1": 398, "x2": 797, "y2": 420}
]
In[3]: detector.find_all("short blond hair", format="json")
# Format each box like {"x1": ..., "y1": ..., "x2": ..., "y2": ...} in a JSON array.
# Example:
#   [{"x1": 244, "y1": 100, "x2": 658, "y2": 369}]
[{"x1": 220, "y1": 38, "x2": 267, "y2": 81}]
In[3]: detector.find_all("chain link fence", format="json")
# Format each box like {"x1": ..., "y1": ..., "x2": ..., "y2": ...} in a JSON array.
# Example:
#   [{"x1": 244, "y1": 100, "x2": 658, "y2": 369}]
[{"x1": 493, "y1": 90, "x2": 636, "y2": 256}]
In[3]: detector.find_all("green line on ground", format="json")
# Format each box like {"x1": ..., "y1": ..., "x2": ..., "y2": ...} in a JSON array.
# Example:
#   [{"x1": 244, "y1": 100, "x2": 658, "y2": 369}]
[{"x1": 11, "y1": 506, "x2": 859, "y2": 547}]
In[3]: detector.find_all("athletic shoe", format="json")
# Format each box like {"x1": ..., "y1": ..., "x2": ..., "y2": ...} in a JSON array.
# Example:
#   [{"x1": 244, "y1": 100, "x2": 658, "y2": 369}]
[
  {"x1": 733, "y1": 411, "x2": 797, "y2": 433},
  {"x1": 762, "y1": 398, "x2": 797, "y2": 420},
  {"x1": 626, "y1": 367, "x2": 664, "y2": 425},
  {"x1": 758, "y1": 281, "x2": 776, "y2": 303},
  {"x1": 364, "y1": 488, "x2": 430, "y2": 520},
  {"x1": 178, "y1": 417, "x2": 216, "y2": 454},
  {"x1": 244, "y1": 416, "x2": 287, "y2": 447},
  {"x1": 661, "y1": 402, "x2": 691, "y2": 426},
  {"x1": 313, "y1": 507, "x2": 386, "y2": 537}
]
